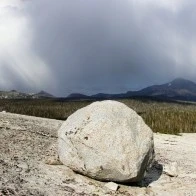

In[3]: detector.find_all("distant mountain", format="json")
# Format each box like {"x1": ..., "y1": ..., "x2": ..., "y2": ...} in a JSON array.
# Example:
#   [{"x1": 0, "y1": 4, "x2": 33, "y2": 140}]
[
  {"x1": 66, "y1": 78, "x2": 196, "y2": 101},
  {"x1": 126, "y1": 78, "x2": 196, "y2": 100},
  {"x1": 32, "y1": 90, "x2": 55, "y2": 99},
  {"x1": 0, "y1": 90, "x2": 54, "y2": 99},
  {"x1": 0, "y1": 90, "x2": 31, "y2": 99},
  {"x1": 67, "y1": 93, "x2": 125, "y2": 100},
  {"x1": 1, "y1": 78, "x2": 196, "y2": 101},
  {"x1": 67, "y1": 93, "x2": 90, "y2": 99},
  {"x1": 91, "y1": 93, "x2": 123, "y2": 99}
]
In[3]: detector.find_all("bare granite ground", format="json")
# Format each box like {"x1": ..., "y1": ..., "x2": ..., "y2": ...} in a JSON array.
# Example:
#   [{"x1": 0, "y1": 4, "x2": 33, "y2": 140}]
[{"x1": 0, "y1": 112, "x2": 196, "y2": 196}]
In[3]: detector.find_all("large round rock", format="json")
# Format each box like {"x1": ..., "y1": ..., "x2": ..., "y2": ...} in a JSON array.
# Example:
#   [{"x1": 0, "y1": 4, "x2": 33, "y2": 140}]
[{"x1": 58, "y1": 100, "x2": 154, "y2": 182}]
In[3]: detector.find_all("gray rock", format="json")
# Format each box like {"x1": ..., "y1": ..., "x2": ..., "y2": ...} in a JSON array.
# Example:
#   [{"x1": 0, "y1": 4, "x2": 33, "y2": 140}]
[
  {"x1": 104, "y1": 182, "x2": 119, "y2": 191},
  {"x1": 164, "y1": 162, "x2": 178, "y2": 177},
  {"x1": 58, "y1": 100, "x2": 154, "y2": 182}
]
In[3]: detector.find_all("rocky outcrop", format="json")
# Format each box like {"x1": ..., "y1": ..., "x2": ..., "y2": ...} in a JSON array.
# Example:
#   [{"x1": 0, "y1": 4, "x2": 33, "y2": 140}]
[{"x1": 58, "y1": 100, "x2": 154, "y2": 182}]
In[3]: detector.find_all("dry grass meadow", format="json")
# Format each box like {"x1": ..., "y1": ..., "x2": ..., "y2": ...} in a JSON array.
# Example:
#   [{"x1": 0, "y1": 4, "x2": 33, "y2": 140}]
[{"x1": 1, "y1": 98, "x2": 196, "y2": 135}]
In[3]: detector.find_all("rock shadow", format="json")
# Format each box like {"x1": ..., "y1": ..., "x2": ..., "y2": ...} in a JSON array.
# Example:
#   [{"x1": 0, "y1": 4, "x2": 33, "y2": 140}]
[
  {"x1": 73, "y1": 161, "x2": 163, "y2": 188},
  {"x1": 117, "y1": 161, "x2": 163, "y2": 187},
  {"x1": 139, "y1": 161, "x2": 163, "y2": 187}
]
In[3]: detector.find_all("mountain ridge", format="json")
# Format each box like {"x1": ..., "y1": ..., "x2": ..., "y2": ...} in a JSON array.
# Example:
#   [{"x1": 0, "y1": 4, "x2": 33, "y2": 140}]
[
  {"x1": 67, "y1": 78, "x2": 196, "y2": 101},
  {"x1": 32, "y1": 90, "x2": 55, "y2": 99},
  {"x1": 1, "y1": 78, "x2": 196, "y2": 101},
  {"x1": 0, "y1": 90, "x2": 55, "y2": 99}
]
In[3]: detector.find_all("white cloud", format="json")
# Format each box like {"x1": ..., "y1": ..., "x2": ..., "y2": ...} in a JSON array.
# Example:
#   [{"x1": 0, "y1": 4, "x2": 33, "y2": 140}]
[
  {"x1": 132, "y1": 0, "x2": 185, "y2": 12},
  {"x1": 0, "y1": 0, "x2": 21, "y2": 8},
  {"x1": 0, "y1": 1, "x2": 53, "y2": 92}
]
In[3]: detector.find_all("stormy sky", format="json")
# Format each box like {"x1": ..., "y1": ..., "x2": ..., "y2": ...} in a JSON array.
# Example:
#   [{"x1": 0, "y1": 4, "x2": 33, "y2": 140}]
[{"x1": 0, "y1": 0, "x2": 196, "y2": 96}]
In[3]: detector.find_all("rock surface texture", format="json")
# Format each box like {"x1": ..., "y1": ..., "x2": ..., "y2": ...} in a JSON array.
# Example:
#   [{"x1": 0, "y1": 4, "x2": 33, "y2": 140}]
[
  {"x1": 1, "y1": 112, "x2": 196, "y2": 195},
  {"x1": 58, "y1": 100, "x2": 154, "y2": 182}
]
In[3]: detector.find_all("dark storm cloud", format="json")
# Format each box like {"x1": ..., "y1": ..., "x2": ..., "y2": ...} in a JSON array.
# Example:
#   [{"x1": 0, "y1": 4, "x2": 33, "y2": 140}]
[{"x1": 1, "y1": 0, "x2": 196, "y2": 96}]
